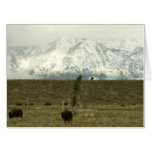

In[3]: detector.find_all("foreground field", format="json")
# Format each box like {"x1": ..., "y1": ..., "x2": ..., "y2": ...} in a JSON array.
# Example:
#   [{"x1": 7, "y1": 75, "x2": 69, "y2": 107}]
[
  {"x1": 7, "y1": 104, "x2": 143, "y2": 127},
  {"x1": 7, "y1": 80, "x2": 143, "y2": 127}
]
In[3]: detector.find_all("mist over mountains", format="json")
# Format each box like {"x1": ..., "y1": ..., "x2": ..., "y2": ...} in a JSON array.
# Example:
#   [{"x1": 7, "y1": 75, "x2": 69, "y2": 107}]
[{"x1": 7, "y1": 37, "x2": 144, "y2": 80}]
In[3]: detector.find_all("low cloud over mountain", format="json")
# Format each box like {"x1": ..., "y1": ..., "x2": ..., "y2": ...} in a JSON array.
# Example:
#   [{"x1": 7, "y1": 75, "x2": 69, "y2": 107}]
[{"x1": 7, "y1": 37, "x2": 143, "y2": 80}]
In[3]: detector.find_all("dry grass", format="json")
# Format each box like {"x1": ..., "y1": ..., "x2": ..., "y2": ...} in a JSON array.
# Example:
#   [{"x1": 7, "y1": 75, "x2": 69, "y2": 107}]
[
  {"x1": 7, "y1": 104, "x2": 143, "y2": 127},
  {"x1": 7, "y1": 80, "x2": 143, "y2": 127},
  {"x1": 7, "y1": 80, "x2": 143, "y2": 105}
]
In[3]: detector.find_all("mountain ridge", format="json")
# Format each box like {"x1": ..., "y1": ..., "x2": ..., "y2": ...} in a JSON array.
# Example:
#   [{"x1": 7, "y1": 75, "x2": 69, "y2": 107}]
[{"x1": 7, "y1": 37, "x2": 144, "y2": 80}]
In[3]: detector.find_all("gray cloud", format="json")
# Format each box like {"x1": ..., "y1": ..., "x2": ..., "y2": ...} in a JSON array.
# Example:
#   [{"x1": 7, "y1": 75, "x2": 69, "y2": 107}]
[{"x1": 7, "y1": 24, "x2": 144, "y2": 46}]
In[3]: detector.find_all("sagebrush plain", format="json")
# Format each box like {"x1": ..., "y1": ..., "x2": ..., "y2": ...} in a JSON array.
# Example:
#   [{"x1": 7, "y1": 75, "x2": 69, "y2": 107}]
[{"x1": 7, "y1": 80, "x2": 143, "y2": 127}]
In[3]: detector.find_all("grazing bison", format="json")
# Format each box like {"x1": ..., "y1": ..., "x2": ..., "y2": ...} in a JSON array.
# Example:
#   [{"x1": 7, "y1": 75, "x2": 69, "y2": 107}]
[
  {"x1": 120, "y1": 104, "x2": 125, "y2": 106},
  {"x1": 45, "y1": 102, "x2": 52, "y2": 105},
  {"x1": 61, "y1": 110, "x2": 73, "y2": 122},
  {"x1": 9, "y1": 108, "x2": 23, "y2": 118},
  {"x1": 64, "y1": 102, "x2": 68, "y2": 106},
  {"x1": 16, "y1": 103, "x2": 22, "y2": 106}
]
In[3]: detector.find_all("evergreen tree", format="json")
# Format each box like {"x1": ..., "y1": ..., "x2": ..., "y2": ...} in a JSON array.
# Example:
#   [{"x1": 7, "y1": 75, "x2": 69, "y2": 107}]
[{"x1": 72, "y1": 75, "x2": 82, "y2": 107}]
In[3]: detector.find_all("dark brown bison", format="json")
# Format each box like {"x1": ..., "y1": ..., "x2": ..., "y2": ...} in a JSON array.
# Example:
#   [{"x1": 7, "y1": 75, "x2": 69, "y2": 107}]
[
  {"x1": 64, "y1": 102, "x2": 68, "y2": 106},
  {"x1": 9, "y1": 108, "x2": 23, "y2": 118},
  {"x1": 61, "y1": 110, "x2": 73, "y2": 122},
  {"x1": 120, "y1": 104, "x2": 125, "y2": 106},
  {"x1": 45, "y1": 102, "x2": 52, "y2": 105},
  {"x1": 16, "y1": 103, "x2": 22, "y2": 106}
]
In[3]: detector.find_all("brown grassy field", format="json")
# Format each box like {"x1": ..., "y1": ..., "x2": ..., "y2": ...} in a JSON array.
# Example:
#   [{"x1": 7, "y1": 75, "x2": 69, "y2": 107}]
[{"x1": 7, "y1": 80, "x2": 143, "y2": 127}]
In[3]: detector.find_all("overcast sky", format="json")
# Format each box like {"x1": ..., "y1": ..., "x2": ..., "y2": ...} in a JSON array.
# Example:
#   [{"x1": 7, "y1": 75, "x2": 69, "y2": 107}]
[{"x1": 7, "y1": 24, "x2": 144, "y2": 46}]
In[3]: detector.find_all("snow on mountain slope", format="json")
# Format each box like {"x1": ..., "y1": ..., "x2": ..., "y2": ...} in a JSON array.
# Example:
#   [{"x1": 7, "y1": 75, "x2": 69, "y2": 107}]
[{"x1": 7, "y1": 37, "x2": 144, "y2": 79}]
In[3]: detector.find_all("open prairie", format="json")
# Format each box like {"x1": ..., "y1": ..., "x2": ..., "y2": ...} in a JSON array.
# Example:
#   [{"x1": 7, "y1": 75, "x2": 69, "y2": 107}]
[{"x1": 7, "y1": 80, "x2": 143, "y2": 127}]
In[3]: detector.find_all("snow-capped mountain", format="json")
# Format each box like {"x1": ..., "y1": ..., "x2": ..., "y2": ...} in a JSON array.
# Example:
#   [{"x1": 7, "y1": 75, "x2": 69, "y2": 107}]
[{"x1": 7, "y1": 37, "x2": 144, "y2": 79}]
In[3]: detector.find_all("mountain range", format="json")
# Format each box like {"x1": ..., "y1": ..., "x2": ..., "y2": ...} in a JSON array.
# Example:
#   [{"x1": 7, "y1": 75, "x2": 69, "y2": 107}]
[{"x1": 7, "y1": 37, "x2": 144, "y2": 80}]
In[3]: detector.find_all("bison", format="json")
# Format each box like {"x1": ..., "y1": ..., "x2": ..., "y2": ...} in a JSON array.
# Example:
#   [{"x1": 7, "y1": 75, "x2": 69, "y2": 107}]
[
  {"x1": 61, "y1": 110, "x2": 73, "y2": 123},
  {"x1": 64, "y1": 102, "x2": 68, "y2": 106},
  {"x1": 120, "y1": 104, "x2": 125, "y2": 106},
  {"x1": 45, "y1": 102, "x2": 52, "y2": 106},
  {"x1": 9, "y1": 108, "x2": 23, "y2": 118}
]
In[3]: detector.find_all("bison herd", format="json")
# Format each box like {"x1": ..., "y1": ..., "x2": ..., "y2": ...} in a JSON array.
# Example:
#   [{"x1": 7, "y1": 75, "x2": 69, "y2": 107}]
[
  {"x1": 9, "y1": 102, "x2": 52, "y2": 118},
  {"x1": 9, "y1": 101, "x2": 73, "y2": 124}
]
